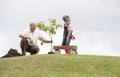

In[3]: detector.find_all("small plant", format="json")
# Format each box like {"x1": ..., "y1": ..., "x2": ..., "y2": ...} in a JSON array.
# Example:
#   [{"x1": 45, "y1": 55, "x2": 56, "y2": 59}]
[{"x1": 37, "y1": 18, "x2": 62, "y2": 54}]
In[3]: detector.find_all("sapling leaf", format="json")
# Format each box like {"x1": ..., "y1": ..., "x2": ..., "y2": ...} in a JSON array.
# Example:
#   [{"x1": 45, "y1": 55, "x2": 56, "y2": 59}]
[{"x1": 37, "y1": 18, "x2": 62, "y2": 46}]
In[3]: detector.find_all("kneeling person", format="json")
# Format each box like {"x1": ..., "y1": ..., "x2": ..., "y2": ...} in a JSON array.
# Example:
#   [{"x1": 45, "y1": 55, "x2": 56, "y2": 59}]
[{"x1": 19, "y1": 22, "x2": 52, "y2": 55}]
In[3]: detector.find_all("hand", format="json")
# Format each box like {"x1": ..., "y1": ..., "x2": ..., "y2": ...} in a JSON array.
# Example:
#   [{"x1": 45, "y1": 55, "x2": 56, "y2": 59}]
[
  {"x1": 66, "y1": 37, "x2": 69, "y2": 43},
  {"x1": 50, "y1": 40, "x2": 53, "y2": 43},
  {"x1": 28, "y1": 37, "x2": 33, "y2": 44}
]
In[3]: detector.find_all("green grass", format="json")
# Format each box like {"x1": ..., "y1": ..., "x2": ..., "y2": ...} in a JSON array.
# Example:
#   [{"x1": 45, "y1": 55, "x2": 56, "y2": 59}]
[{"x1": 0, "y1": 55, "x2": 120, "y2": 77}]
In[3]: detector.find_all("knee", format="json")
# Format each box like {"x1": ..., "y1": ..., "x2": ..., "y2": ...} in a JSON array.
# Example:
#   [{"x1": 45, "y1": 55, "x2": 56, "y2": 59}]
[
  {"x1": 21, "y1": 38, "x2": 27, "y2": 42},
  {"x1": 35, "y1": 46, "x2": 39, "y2": 53},
  {"x1": 31, "y1": 46, "x2": 40, "y2": 54},
  {"x1": 20, "y1": 38, "x2": 28, "y2": 45}
]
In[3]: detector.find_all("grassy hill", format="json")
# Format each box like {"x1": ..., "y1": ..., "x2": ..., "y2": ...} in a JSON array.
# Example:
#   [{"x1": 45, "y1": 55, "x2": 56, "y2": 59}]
[{"x1": 0, "y1": 55, "x2": 120, "y2": 77}]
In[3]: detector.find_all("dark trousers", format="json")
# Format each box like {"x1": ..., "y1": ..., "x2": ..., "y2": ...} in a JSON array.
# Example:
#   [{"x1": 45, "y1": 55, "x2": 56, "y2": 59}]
[
  {"x1": 20, "y1": 39, "x2": 39, "y2": 55},
  {"x1": 62, "y1": 37, "x2": 71, "y2": 54},
  {"x1": 62, "y1": 38, "x2": 71, "y2": 46}
]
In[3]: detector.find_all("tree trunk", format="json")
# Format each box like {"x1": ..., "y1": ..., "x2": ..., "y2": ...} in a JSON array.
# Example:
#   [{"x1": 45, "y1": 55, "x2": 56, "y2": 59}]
[{"x1": 48, "y1": 33, "x2": 54, "y2": 54}]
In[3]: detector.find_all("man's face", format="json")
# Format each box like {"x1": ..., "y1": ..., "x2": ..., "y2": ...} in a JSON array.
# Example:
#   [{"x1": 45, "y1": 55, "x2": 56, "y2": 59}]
[{"x1": 30, "y1": 23, "x2": 36, "y2": 32}]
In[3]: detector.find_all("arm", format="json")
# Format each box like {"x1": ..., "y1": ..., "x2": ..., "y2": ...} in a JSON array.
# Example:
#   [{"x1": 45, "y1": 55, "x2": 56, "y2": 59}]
[
  {"x1": 19, "y1": 29, "x2": 29, "y2": 39},
  {"x1": 38, "y1": 31, "x2": 53, "y2": 43},
  {"x1": 66, "y1": 30, "x2": 72, "y2": 43},
  {"x1": 66, "y1": 24, "x2": 72, "y2": 43},
  {"x1": 42, "y1": 38, "x2": 53, "y2": 43},
  {"x1": 19, "y1": 34, "x2": 28, "y2": 39},
  {"x1": 19, "y1": 34, "x2": 33, "y2": 44}
]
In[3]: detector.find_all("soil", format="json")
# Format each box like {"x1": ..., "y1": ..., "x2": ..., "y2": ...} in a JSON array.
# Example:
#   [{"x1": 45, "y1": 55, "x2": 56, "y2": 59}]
[
  {"x1": 48, "y1": 51, "x2": 54, "y2": 54},
  {"x1": 2, "y1": 48, "x2": 22, "y2": 58}
]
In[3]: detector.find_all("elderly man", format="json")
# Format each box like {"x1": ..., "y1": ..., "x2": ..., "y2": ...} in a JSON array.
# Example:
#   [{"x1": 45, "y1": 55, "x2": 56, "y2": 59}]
[{"x1": 19, "y1": 22, "x2": 52, "y2": 55}]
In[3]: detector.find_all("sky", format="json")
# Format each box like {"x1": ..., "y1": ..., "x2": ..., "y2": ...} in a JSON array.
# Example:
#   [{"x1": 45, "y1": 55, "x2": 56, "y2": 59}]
[{"x1": 0, "y1": 0, "x2": 120, "y2": 57}]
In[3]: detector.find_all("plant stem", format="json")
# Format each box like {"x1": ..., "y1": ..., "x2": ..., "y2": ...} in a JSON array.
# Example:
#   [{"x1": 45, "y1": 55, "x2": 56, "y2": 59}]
[{"x1": 49, "y1": 33, "x2": 53, "y2": 52}]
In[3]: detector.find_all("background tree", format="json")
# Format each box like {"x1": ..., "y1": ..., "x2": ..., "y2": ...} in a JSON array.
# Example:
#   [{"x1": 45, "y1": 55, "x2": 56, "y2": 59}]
[{"x1": 37, "y1": 18, "x2": 62, "y2": 54}]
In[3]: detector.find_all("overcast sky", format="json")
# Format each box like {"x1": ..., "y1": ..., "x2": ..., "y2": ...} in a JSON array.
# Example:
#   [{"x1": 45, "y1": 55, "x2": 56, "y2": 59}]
[{"x1": 0, "y1": 0, "x2": 120, "y2": 57}]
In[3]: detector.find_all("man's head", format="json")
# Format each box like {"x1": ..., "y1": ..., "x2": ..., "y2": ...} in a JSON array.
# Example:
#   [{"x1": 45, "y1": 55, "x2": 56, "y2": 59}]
[{"x1": 30, "y1": 22, "x2": 37, "y2": 32}]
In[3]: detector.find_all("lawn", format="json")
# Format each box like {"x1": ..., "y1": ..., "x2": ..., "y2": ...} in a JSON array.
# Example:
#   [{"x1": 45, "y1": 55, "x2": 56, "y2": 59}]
[{"x1": 0, "y1": 55, "x2": 120, "y2": 77}]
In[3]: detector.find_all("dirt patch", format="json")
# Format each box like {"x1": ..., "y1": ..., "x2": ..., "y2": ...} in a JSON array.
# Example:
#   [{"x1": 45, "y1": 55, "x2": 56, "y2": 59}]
[{"x1": 2, "y1": 48, "x2": 22, "y2": 58}]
